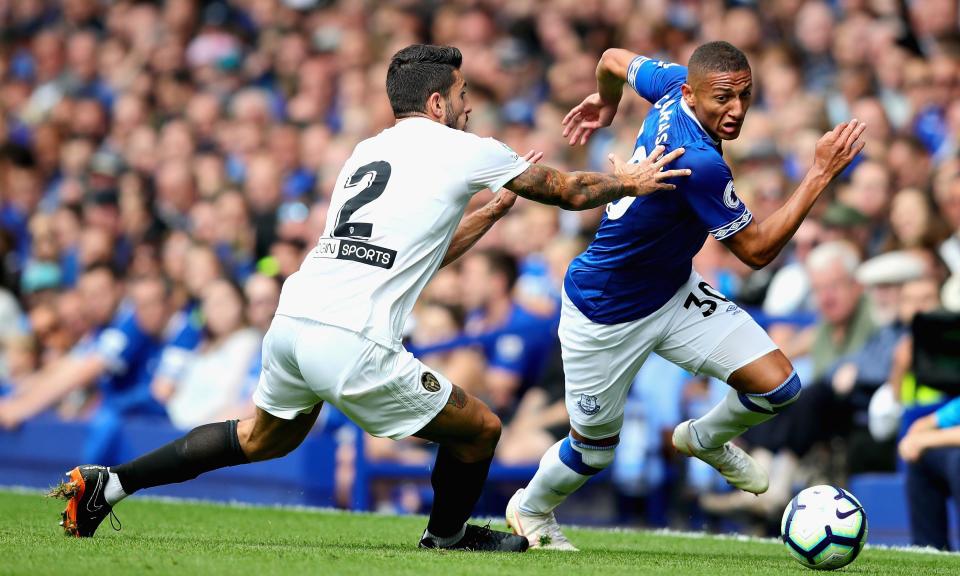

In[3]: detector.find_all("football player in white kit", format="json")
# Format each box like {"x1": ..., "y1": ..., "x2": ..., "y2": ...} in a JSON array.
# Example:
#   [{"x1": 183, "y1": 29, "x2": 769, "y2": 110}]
[{"x1": 52, "y1": 45, "x2": 692, "y2": 551}]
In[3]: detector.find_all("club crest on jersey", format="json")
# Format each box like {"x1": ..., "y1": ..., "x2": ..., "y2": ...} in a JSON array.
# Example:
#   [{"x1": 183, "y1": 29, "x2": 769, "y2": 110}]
[
  {"x1": 723, "y1": 180, "x2": 741, "y2": 209},
  {"x1": 421, "y1": 372, "x2": 441, "y2": 393},
  {"x1": 577, "y1": 394, "x2": 601, "y2": 415}
]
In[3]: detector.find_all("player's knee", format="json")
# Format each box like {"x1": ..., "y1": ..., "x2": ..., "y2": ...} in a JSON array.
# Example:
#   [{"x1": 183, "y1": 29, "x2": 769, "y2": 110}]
[
  {"x1": 559, "y1": 435, "x2": 617, "y2": 475},
  {"x1": 741, "y1": 370, "x2": 802, "y2": 414},
  {"x1": 447, "y1": 409, "x2": 501, "y2": 462},
  {"x1": 241, "y1": 431, "x2": 296, "y2": 462},
  {"x1": 476, "y1": 411, "x2": 502, "y2": 455}
]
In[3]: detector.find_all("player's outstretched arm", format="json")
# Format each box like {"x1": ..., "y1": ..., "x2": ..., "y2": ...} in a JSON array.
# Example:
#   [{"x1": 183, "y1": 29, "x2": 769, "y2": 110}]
[
  {"x1": 723, "y1": 119, "x2": 867, "y2": 269},
  {"x1": 441, "y1": 151, "x2": 543, "y2": 268},
  {"x1": 562, "y1": 48, "x2": 638, "y2": 146},
  {"x1": 505, "y1": 145, "x2": 690, "y2": 211}
]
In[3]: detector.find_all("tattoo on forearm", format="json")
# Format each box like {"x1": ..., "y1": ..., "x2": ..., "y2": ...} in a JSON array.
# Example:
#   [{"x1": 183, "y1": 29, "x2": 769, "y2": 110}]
[
  {"x1": 506, "y1": 164, "x2": 626, "y2": 210},
  {"x1": 447, "y1": 385, "x2": 467, "y2": 410}
]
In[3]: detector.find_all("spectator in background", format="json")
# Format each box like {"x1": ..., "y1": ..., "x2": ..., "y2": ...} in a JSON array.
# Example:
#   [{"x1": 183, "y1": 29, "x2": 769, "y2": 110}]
[
  {"x1": 460, "y1": 248, "x2": 556, "y2": 416},
  {"x1": 838, "y1": 160, "x2": 892, "y2": 255},
  {"x1": 900, "y1": 396, "x2": 960, "y2": 550},
  {"x1": 0, "y1": 334, "x2": 39, "y2": 399},
  {"x1": 0, "y1": 274, "x2": 171, "y2": 430},
  {"x1": 762, "y1": 219, "x2": 822, "y2": 317},
  {"x1": 220, "y1": 272, "x2": 282, "y2": 422},
  {"x1": 885, "y1": 187, "x2": 950, "y2": 254},
  {"x1": 788, "y1": 241, "x2": 876, "y2": 381},
  {"x1": 935, "y1": 172, "x2": 960, "y2": 275},
  {"x1": 161, "y1": 279, "x2": 261, "y2": 429}
]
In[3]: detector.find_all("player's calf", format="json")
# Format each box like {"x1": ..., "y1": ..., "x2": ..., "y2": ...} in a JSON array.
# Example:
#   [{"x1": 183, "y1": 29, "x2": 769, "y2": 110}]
[
  {"x1": 675, "y1": 366, "x2": 803, "y2": 495},
  {"x1": 414, "y1": 386, "x2": 525, "y2": 552}
]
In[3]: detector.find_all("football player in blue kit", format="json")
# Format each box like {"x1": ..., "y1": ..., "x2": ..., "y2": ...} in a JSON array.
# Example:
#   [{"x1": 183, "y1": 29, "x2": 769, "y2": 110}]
[{"x1": 506, "y1": 41, "x2": 867, "y2": 549}]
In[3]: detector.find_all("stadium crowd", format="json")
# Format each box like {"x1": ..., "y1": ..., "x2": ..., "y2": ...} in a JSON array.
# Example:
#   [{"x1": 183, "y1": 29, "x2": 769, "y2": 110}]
[{"x1": 0, "y1": 0, "x2": 959, "y2": 545}]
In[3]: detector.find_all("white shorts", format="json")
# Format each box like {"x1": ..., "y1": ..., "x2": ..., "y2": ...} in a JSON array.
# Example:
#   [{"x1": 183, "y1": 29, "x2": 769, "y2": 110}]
[
  {"x1": 561, "y1": 270, "x2": 778, "y2": 439},
  {"x1": 252, "y1": 314, "x2": 453, "y2": 440}
]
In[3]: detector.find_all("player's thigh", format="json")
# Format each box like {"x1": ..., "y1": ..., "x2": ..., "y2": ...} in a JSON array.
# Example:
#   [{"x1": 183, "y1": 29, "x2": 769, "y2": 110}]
[
  {"x1": 656, "y1": 273, "x2": 783, "y2": 388},
  {"x1": 560, "y1": 291, "x2": 656, "y2": 439},
  {"x1": 297, "y1": 332, "x2": 456, "y2": 441},
  {"x1": 237, "y1": 405, "x2": 322, "y2": 462},
  {"x1": 252, "y1": 315, "x2": 324, "y2": 421}
]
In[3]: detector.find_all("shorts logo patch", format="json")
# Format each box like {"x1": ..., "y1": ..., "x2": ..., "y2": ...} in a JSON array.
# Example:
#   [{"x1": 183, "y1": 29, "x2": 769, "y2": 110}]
[
  {"x1": 421, "y1": 372, "x2": 441, "y2": 393},
  {"x1": 577, "y1": 394, "x2": 601, "y2": 415}
]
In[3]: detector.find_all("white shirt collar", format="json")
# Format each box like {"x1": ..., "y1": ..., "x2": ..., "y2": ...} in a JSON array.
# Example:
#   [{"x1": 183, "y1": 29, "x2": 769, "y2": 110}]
[{"x1": 680, "y1": 99, "x2": 719, "y2": 145}]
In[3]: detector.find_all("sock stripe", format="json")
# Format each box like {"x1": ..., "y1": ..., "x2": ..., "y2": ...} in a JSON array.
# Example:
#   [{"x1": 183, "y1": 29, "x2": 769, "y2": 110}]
[
  {"x1": 737, "y1": 392, "x2": 775, "y2": 415},
  {"x1": 558, "y1": 438, "x2": 602, "y2": 476},
  {"x1": 759, "y1": 371, "x2": 801, "y2": 407},
  {"x1": 739, "y1": 371, "x2": 802, "y2": 415},
  {"x1": 569, "y1": 437, "x2": 617, "y2": 451}
]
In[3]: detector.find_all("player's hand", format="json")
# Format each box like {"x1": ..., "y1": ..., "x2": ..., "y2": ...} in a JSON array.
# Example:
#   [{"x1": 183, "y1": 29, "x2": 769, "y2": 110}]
[
  {"x1": 897, "y1": 432, "x2": 928, "y2": 463},
  {"x1": 610, "y1": 145, "x2": 691, "y2": 196},
  {"x1": 813, "y1": 119, "x2": 867, "y2": 178},
  {"x1": 562, "y1": 93, "x2": 618, "y2": 146},
  {"x1": 493, "y1": 150, "x2": 543, "y2": 213}
]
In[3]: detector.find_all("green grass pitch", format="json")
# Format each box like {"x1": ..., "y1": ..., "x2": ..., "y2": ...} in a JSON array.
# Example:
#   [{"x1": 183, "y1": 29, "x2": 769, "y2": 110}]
[{"x1": 1, "y1": 489, "x2": 957, "y2": 575}]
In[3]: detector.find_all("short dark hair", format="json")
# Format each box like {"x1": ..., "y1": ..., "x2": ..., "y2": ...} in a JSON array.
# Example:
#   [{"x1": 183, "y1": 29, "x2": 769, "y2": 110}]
[
  {"x1": 477, "y1": 248, "x2": 519, "y2": 293},
  {"x1": 386, "y1": 44, "x2": 463, "y2": 118},
  {"x1": 688, "y1": 41, "x2": 750, "y2": 81}
]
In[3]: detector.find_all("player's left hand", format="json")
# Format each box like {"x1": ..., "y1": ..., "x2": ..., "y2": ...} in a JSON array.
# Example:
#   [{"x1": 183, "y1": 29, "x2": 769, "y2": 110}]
[
  {"x1": 562, "y1": 93, "x2": 618, "y2": 146},
  {"x1": 493, "y1": 149, "x2": 543, "y2": 213}
]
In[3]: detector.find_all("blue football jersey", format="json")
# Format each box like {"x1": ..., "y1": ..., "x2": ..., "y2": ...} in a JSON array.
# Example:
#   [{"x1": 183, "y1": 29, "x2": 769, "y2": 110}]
[{"x1": 564, "y1": 56, "x2": 752, "y2": 324}]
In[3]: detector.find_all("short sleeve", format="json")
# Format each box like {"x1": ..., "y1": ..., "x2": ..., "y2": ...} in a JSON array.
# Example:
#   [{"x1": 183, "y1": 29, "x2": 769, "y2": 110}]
[
  {"x1": 463, "y1": 136, "x2": 530, "y2": 194},
  {"x1": 676, "y1": 149, "x2": 752, "y2": 241},
  {"x1": 488, "y1": 333, "x2": 526, "y2": 376},
  {"x1": 95, "y1": 313, "x2": 146, "y2": 375},
  {"x1": 935, "y1": 397, "x2": 960, "y2": 429},
  {"x1": 626, "y1": 56, "x2": 688, "y2": 104}
]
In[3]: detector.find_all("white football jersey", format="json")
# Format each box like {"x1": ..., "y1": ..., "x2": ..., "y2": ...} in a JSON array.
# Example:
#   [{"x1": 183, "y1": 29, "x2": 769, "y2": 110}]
[{"x1": 276, "y1": 117, "x2": 529, "y2": 349}]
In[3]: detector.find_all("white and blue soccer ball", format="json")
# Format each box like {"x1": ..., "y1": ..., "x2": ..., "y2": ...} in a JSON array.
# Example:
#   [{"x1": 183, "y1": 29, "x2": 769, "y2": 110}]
[{"x1": 780, "y1": 485, "x2": 868, "y2": 571}]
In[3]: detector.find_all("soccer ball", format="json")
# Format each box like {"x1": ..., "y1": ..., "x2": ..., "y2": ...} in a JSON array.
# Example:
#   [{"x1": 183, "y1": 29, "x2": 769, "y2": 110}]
[{"x1": 780, "y1": 485, "x2": 868, "y2": 570}]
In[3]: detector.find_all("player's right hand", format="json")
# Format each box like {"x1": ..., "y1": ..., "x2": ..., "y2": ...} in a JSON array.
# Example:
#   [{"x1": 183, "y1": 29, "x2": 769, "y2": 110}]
[
  {"x1": 813, "y1": 119, "x2": 867, "y2": 178},
  {"x1": 609, "y1": 145, "x2": 691, "y2": 196},
  {"x1": 562, "y1": 92, "x2": 618, "y2": 146}
]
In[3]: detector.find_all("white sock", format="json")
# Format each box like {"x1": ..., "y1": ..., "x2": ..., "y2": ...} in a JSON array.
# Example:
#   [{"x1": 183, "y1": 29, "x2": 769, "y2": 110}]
[
  {"x1": 692, "y1": 372, "x2": 801, "y2": 449},
  {"x1": 424, "y1": 523, "x2": 466, "y2": 547},
  {"x1": 518, "y1": 439, "x2": 591, "y2": 515},
  {"x1": 104, "y1": 469, "x2": 128, "y2": 506}
]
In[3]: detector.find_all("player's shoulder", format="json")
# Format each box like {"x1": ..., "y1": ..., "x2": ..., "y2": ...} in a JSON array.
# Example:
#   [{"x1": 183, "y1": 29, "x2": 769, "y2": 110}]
[{"x1": 672, "y1": 140, "x2": 728, "y2": 175}]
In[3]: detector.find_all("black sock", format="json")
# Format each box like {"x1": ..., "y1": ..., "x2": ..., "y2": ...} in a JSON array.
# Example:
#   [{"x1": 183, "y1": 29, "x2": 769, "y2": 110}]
[
  {"x1": 426, "y1": 447, "x2": 493, "y2": 538},
  {"x1": 112, "y1": 420, "x2": 249, "y2": 494}
]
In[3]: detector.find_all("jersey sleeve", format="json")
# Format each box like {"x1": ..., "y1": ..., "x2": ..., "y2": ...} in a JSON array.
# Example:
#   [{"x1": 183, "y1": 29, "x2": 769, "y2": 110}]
[
  {"x1": 676, "y1": 149, "x2": 753, "y2": 241},
  {"x1": 488, "y1": 333, "x2": 526, "y2": 377},
  {"x1": 463, "y1": 136, "x2": 530, "y2": 195},
  {"x1": 94, "y1": 311, "x2": 147, "y2": 375},
  {"x1": 626, "y1": 56, "x2": 688, "y2": 104},
  {"x1": 935, "y1": 397, "x2": 960, "y2": 428}
]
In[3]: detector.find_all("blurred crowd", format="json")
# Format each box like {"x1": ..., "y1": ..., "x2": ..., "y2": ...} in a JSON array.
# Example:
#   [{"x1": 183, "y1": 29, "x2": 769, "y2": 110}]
[{"x1": 0, "y1": 0, "x2": 959, "y2": 541}]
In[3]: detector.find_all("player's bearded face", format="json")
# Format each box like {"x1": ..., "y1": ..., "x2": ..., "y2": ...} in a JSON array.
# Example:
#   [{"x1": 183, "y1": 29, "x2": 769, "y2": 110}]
[
  {"x1": 443, "y1": 72, "x2": 470, "y2": 130},
  {"x1": 686, "y1": 70, "x2": 753, "y2": 141}
]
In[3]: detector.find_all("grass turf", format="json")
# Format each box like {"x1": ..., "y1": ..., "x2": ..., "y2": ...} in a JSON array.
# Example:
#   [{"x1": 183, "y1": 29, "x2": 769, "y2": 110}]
[{"x1": 0, "y1": 489, "x2": 957, "y2": 575}]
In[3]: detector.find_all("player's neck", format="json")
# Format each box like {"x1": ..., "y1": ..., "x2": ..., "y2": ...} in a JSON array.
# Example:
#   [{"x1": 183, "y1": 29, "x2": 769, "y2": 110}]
[{"x1": 394, "y1": 112, "x2": 439, "y2": 126}]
